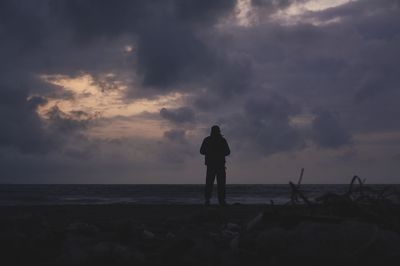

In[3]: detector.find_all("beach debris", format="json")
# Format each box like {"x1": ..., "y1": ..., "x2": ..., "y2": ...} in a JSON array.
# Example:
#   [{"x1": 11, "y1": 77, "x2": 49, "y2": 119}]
[
  {"x1": 282, "y1": 171, "x2": 400, "y2": 235},
  {"x1": 288, "y1": 168, "x2": 312, "y2": 207},
  {"x1": 297, "y1": 167, "x2": 305, "y2": 187},
  {"x1": 315, "y1": 175, "x2": 399, "y2": 207},
  {"x1": 288, "y1": 170, "x2": 399, "y2": 208},
  {"x1": 289, "y1": 181, "x2": 312, "y2": 207}
]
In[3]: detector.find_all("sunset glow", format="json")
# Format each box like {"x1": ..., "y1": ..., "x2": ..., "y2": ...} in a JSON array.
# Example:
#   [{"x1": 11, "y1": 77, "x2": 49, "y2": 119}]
[{"x1": 38, "y1": 74, "x2": 185, "y2": 119}]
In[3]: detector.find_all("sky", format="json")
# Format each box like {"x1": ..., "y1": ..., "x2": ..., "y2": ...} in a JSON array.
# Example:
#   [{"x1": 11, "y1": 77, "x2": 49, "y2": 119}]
[{"x1": 1, "y1": 0, "x2": 400, "y2": 184}]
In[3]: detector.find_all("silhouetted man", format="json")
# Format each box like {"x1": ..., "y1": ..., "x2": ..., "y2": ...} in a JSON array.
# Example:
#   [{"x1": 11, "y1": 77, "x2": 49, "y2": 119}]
[{"x1": 200, "y1": 125, "x2": 230, "y2": 206}]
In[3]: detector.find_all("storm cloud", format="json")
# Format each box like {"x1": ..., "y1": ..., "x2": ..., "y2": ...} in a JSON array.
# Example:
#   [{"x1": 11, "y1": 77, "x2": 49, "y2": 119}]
[
  {"x1": 160, "y1": 107, "x2": 195, "y2": 124},
  {"x1": 0, "y1": 0, "x2": 399, "y2": 183}
]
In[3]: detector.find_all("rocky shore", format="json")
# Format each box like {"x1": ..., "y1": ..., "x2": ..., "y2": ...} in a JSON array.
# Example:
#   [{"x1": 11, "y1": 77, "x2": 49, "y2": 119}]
[{"x1": 1, "y1": 204, "x2": 400, "y2": 266}]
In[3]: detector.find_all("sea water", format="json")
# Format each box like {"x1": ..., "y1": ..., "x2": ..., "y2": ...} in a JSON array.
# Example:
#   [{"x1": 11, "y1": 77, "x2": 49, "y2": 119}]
[{"x1": 0, "y1": 184, "x2": 398, "y2": 205}]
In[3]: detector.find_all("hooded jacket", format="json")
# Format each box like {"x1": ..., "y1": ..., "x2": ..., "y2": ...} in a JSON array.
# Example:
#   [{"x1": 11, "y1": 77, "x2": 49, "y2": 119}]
[{"x1": 200, "y1": 134, "x2": 230, "y2": 166}]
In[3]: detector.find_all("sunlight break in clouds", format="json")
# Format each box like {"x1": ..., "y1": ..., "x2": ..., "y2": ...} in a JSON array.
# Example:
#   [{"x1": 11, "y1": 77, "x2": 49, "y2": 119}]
[
  {"x1": 234, "y1": 0, "x2": 356, "y2": 27},
  {"x1": 36, "y1": 74, "x2": 186, "y2": 139},
  {"x1": 235, "y1": 0, "x2": 253, "y2": 27},
  {"x1": 294, "y1": 0, "x2": 355, "y2": 13},
  {"x1": 38, "y1": 74, "x2": 185, "y2": 119},
  {"x1": 272, "y1": 0, "x2": 356, "y2": 25}
]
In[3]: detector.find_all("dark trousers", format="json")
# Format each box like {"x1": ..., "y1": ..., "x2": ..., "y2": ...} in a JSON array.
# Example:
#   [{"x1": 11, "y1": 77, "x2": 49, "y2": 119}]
[{"x1": 205, "y1": 164, "x2": 226, "y2": 203}]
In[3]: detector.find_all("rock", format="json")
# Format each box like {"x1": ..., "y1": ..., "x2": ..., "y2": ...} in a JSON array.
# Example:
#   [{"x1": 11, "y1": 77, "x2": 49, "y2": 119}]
[{"x1": 142, "y1": 230, "x2": 155, "y2": 240}]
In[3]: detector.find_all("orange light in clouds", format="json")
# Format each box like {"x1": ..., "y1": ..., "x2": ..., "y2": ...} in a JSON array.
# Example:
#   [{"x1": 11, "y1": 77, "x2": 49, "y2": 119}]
[
  {"x1": 38, "y1": 73, "x2": 184, "y2": 118},
  {"x1": 36, "y1": 73, "x2": 186, "y2": 138}
]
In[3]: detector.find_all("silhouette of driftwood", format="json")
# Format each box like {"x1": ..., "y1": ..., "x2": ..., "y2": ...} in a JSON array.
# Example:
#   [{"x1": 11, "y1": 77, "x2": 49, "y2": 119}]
[
  {"x1": 289, "y1": 181, "x2": 312, "y2": 207},
  {"x1": 285, "y1": 170, "x2": 400, "y2": 231},
  {"x1": 288, "y1": 171, "x2": 398, "y2": 207},
  {"x1": 288, "y1": 168, "x2": 313, "y2": 207}
]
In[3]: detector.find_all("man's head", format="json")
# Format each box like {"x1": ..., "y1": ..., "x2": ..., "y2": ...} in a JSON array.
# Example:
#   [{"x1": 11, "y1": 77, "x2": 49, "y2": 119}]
[{"x1": 211, "y1": 125, "x2": 221, "y2": 137}]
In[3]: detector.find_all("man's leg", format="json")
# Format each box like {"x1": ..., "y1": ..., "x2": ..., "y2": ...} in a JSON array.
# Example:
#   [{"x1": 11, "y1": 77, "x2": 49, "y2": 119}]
[
  {"x1": 205, "y1": 166, "x2": 216, "y2": 204},
  {"x1": 216, "y1": 165, "x2": 226, "y2": 205}
]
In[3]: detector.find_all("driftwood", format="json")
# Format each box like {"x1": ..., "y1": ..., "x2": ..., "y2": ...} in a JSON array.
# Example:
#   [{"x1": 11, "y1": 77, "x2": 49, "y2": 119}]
[
  {"x1": 285, "y1": 171, "x2": 400, "y2": 231},
  {"x1": 289, "y1": 168, "x2": 311, "y2": 206},
  {"x1": 289, "y1": 181, "x2": 312, "y2": 207},
  {"x1": 347, "y1": 175, "x2": 364, "y2": 196},
  {"x1": 297, "y1": 168, "x2": 304, "y2": 187}
]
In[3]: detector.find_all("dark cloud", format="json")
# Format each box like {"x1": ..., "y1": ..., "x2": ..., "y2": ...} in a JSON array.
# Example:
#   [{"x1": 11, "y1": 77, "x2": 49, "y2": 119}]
[
  {"x1": 137, "y1": 25, "x2": 213, "y2": 88},
  {"x1": 0, "y1": 0, "x2": 400, "y2": 182},
  {"x1": 45, "y1": 106, "x2": 94, "y2": 133},
  {"x1": 0, "y1": 107, "x2": 54, "y2": 154},
  {"x1": 27, "y1": 96, "x2": 48, "y2": 110},
  {"x1": 50, "y1": 0, "x2": 237, "y2": 92},
  {"x1": 225, "y1": 95, "x2": 304, "y2": 156},
  {"x1": 0, "y1": 76, "x2": 55, "y2": 154},
  {"x1": 160, "y1": 107, "x2": 195, "y2": 124},
  {"x1": 163, "y1": 129, "x2": 187, "y2": 143},
  {"x1": 311, "y1": 111, "x2": 352, "y2": 149}
]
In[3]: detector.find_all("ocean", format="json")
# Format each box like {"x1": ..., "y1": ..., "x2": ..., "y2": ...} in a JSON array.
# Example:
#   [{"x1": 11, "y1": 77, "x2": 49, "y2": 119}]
[{"x1": 0, "y1": 184, "x2": 398, "y2": 206}]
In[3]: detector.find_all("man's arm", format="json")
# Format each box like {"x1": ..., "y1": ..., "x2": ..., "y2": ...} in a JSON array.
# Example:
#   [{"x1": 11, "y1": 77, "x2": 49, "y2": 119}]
[
  {"x1": 200, "y1": 138, "x2": 207, "y2": 155},
  {"x1": 224, "y1": 139, "x2": 230, "y2": 156}
]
